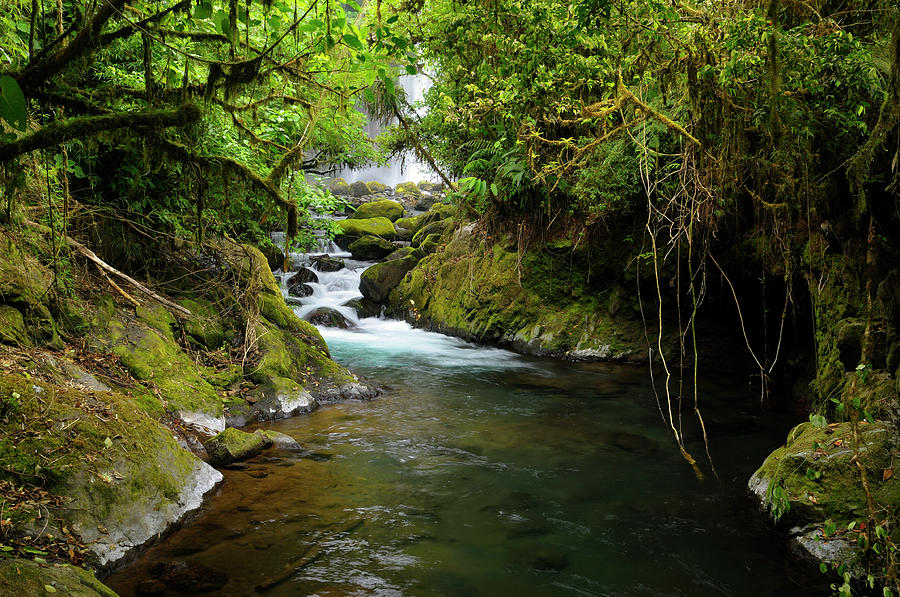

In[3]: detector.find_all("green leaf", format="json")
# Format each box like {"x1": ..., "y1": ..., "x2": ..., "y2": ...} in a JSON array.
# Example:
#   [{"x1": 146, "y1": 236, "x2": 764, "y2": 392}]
[
  {"x1": 386, "y1": 15, "x2": 399, "y2": 24},
  {"x1": 490, "y1": 183, "x2": 499, "y2": 195},
  {"x1": 342, "y1": 33, "x2": 365, "y2": 51},
  {"x1": 405, "y1": 65, "x2": 418, "y2": 75},
  {"x1": 44, "y1": 585, "x2": 56, "y2": 593},
  {"x1": 22, "y1": 547, "x2": 48, "y2": 555},
  {"x1": 103, "y1": 436, "x2": 113, "y2": 449},
  {"x1": 193, "y1": 2, "x2": 213, "y2": 20},
  {"x1": 0, "y1": 75, "x2": 27, "y2": 132}
]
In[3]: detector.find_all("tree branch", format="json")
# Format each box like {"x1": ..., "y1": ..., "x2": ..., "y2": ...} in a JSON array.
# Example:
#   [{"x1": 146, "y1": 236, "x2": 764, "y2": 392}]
[
  {"x1": 17, "y1": 0, "x2": 133, "y2": 94},
  {"x1": 0, "y1": 104, "x2": 201, "y2": 163},
  {"x1": 98, "y1": 0, "x2": 191, "y2": 46}
]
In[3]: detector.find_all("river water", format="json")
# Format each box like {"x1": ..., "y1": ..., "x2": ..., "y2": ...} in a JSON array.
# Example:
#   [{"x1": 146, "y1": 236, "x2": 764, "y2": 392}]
[{"x1": 105, "y1": 256, "x2": 825, "y2": 596}]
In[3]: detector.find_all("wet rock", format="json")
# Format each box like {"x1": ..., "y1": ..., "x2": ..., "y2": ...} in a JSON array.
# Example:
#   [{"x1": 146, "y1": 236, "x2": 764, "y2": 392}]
[
  {"x1": 415, "y1": 195, "x2": 437, "y2": 211},
  {"x1": 350, "y1": 199, "x2": 404, "y2": 222},
  {"x1": 343, "y1": 297, "x2": 381, "y2": 319},
  {"x1": 287, "y1": 268, "x2": 318, "y2": 297},
  {"x1": 395, "y1": 181, "x2": 422, "y2": 196},
  {"x1": 359, "y1": 254, "x2": 420, "y2": 303},
  {"x1": 252, "y1": 376, "x2": 318, "y2": 420},
  {"x1": 349, "y1": 180, "x2": 372, "y2": 197},
  {"x1": 367, "y1": 181, "x2": 388, "y2": 194},
  {"x1": 335, "y1": 217, "x2": 397, "y2": 245},
  {"x1": 148, "y1": 560, "x2": 228, "y2": 593},
  {"x1": 329, "y1": 178, "x2": 350, "y2": 195},
  {"x1": 255, "y1": 429, "x2": 302, "y2": 450},
  {"x1": 303, "y1": 306, "x2": 356, "y2": 329},
  {"x1": 203, "y1": 428, "x2": 268, "y2": 466},
  {"x1": 310, "y1": 255, "x2": 345, "y2": 272},
  {"x1": 349, "y1": 235, "x2": 396, "y2": 260}
]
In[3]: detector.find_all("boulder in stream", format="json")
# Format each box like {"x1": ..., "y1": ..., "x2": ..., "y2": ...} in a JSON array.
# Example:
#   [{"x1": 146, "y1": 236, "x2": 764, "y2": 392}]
[
  {"x1": 350, "y1": 199, "x2": 404, "y2": 221},
  {"x1": 255, "y1": 429, "x2": 302, "y2": 450},
  {"x1": 252, "y1": 375, "x2": 318, "y2": 420},
  {"x1": 310, "y1": 255, "x2": 345, "y2": 272},
  {"x1": 349, "y1": 180, "x2": 372, "y2": 197},
  {"x1": 359, "y1": 254, "x2": 420, "y2": 303},
  {"x1": 203, "y1": 428, "x2": 268, "y2": 466},
  {"x1": 304, "y1": 306, "x2": 356, "y2": 329},
  {"x1": 287, "y1": 268, "x2": 318, "y2": 297},
  {"x1": 335, "y1": 217, "x2": 397, "y2": 243},
  {"x1": 395, "y1": 181, "x2": 422, "y2": 196},
  {"x1": 343, "y1": 297, "x2": 381, "y2": 319},
  {"x1": 349, "y1": 235, "x2": 396, "y2": 260},
  {"x1": 144, "y1": 560, "x2": 228, "y2": 593}
]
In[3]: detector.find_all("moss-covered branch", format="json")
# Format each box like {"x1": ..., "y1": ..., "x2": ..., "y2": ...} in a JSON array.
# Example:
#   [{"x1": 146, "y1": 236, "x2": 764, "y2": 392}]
[
  {"x1": 0, "y1": 104, "x2": 201, "y2": 163},
  {"x1": 17, "y1": 0, "x2": 132, "y2": 93},
  {"x1": 98, "y1": 0, "x2": 192, "y2": 46},
  {"x1": 152, "y1": 139, "x2": 299, "y2": 237}
]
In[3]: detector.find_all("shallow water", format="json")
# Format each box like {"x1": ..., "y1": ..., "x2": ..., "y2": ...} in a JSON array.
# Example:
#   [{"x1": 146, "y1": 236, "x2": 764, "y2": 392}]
[{"x1": 106, "y1": 315, "x2": 825, "y2": 596}]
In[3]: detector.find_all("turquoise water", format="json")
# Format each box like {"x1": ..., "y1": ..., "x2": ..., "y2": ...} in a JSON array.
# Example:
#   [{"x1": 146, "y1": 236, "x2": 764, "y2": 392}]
[{"x1": 106, "y1": 318, "x2": 824, "y2": 596}]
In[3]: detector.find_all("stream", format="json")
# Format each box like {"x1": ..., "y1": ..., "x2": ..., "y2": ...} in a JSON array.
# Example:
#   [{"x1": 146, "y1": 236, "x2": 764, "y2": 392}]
[{"x1": 105, "y1": 250, "x2": 826, "y2": 596}]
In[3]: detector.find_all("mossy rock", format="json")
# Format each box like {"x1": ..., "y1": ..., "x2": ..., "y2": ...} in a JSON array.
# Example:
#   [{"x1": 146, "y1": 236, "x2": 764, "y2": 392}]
[
  {"x1": 367, "y1": 181, "x2": 388, "y2": 194},
  {"x1": 411, "y1": 220, "x2": 450, "y2": 247},
  {"x1": 0, "y1": 239, "x2": 61, "y2": 348},
  {"x1": 384, "y1": 246, "x2": 421, "y2": 262},
  {"x1": 749, "y1": 421, "x2": 900, "y2": 527},
  {"x1": 342, "y1": 297, "x2": 381, "y2": 319},
  {"x1": 428, "y1": 202, "x2": 456, "y2": 219},
  {"x1": 349, "y1": 235, "x2": 396, "y2": 261},
  {"x1": 395, "y1": 212, "x2": 440, "y2": 240},
  {"x1": 328, "y1": 178, "x2": 350, "y2": 195},
  {"x1": 0, "y1": 559, "x2": 119, "y2": 597},
  {"x1": 0, "y1": 304, "x2": 30, "y2": 347},
  {"x1": 177, "y1": 298, "x2": 225, "y2": 350},
  {"x1": 203, "y1": 428, "x2": 268, "y2": 466},
  {"x1": 359, "y1": 254, "x2": 420, "y2": 303},
  {"x1": 350, "y1": 200, "x2": 404, "y2": 222},
  {"x1": 349, "y1": 180, "x2": 372, "y2": 197},
  {"x1": 251, "y1": 376, "x2": 317, "y2": 420},
  {"x1": 418, "y1": 234, "x2": 442, "y2": 255},
  {"x1": 255, "y1": 429, "x2": 302, "y2": 450},
  {"x1": 0, "y1": 374, "x2": 223, "y2": 567},
  {"x1": 395, "y1": 182, "x2": 422, "y2": 196},
  {"x1": 335, "y1": 217, "x2": 397, "y2": 241}
]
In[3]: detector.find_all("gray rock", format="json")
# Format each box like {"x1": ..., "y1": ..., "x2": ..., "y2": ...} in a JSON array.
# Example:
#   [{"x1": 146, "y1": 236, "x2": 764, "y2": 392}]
[
  {"x1": 310, "y1": 255, "x2": 345, "y2": 272},
  {"x1": 350, "y1": 180, "x2": 372, "y2": 197},
  {"x1": 252, "y1": 376, "x2": 318, "y2": 420},
  {"x1": 255, "y1": 429, "x2": 302, "y2": 450},
  {"x1": 287, "y1": 268, "x2": 318, "y2": 298},
  {"x1": 303, "y1": 306, "x2": 356, "y2": 329}
]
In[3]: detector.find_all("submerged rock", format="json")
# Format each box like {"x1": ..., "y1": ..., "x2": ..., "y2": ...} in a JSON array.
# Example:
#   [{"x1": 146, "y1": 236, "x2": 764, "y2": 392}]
[
  {"x1": 255, "y1": 429, "x2": 302, "y2": 450},
  {"x1": 203, "y1": 428, "x2": 268, "y2": 466},
  {"x1": 146, "y1": 560, "x2": 228, "y2": 593}
]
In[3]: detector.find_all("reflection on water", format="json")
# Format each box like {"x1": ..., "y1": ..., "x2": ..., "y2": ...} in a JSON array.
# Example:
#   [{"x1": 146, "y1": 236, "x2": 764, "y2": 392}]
[{"x1": 106, "y1": 321, "x2": 825, "y2": 596}]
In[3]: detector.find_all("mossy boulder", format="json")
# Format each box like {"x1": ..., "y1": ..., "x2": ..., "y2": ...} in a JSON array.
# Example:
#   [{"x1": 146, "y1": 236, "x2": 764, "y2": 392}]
[
  {"x1": 350, "y1": 200, "x2": 404, "y2": 222},
  {"x1": 749, "y1": 420, "x2": 900, "y2": 570},
  {"x1": 349, "y1": 180, "x2": 372, "y2": 197},
  {"x1": 418, "y1": 234, "x2": 442, "y2": 255},
  {"x1": 335, "y1": 217, "x2": 397, "y2": 242},
  {"x1": 348, "y1": 235, "x2": 396, "y2": 261},
  {"x1": 203, "y1": 427, "x2": 268, "y2": 466},
  {"x1": 255, "y1": 429, "x2": 302, "y2": 450},
  {"x1": 359, "y1": 254, "x2": 420, "y2": 303},
  {"x1": 395, "y1": 212, "x2": 440, "y2": 240},
  {"x1": 0, "y1": 559, "x2": 119, "y2": 596},
  {"x1": 367, "y1": 181, "x2": 388, "y2": 194},
  {"x1": 328, "y1": 178, "x2": 350, "y2": 195},
  {"x1": 251, "y1": 376, "x2": 317, "y2": 420},
  {"x1": 0, "y1": 238, "x2": 61, "y2": 348},
  {"x1": 0, "y1": 374, "x2": 223, "y2": 568},
  {"x1": 411, "y1": 220, "x2": 450, "y2": 247},
  {"x1": 342, "y1": 297, "x2": 381, "y2": 319},
  {"x1": 395, "y1": 181, "x2": 422, "y2": 196},
  {"x1": 87, "y1": 298, "x2": 225, "y2": 430},
  {"x1": 387, "y1": 224, "x2": 654, "y2": 359},
  {"x1": 177, "y1": 297, "x2": 225, "y2": 350},
  {"x1": 0, "y1": 304, "x2": 30, "y2": 347}
]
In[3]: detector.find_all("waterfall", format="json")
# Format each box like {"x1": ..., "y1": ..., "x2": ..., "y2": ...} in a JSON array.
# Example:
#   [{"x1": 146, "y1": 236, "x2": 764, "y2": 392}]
[{"x1": 337, "y1": 74, "x2": 436, "y2": 186}]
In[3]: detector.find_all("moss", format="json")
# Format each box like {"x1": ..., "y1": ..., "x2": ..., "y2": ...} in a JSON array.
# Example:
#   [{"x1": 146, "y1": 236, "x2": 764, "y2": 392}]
[
  {"x1": 177, "y1": 297, "x2": 225, "y2": 349},
  {"x1": 367, "y1": 181, "x2": 387, "y2": 193},
  {"x1": 0, "y1": 304, "x2": 30, "y2": 347},
  {"x1": 335, "y1": 217, "x2": 397, "y2": 239},
  {"x1": 350, "y1": 199, "x2": 404, "y2": 222},
  {"x1": 0, "y1": 559, "x2": 119, "y2": 597},
  {"x1": 752, "y1": 421, "x2": 900, "y2": 527},
  {"x1": 348, "y1": 235, "x2": 396, "y2": 261},
  {"x1": 388, "y1": 227, "x2": 648, "y2": 359},
  {"x1": 203, "y1": 427, "x2": 267, "y2": 466},
  {"x1": 395, "y1": 181, "x2": 422, "y2": 196}
]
